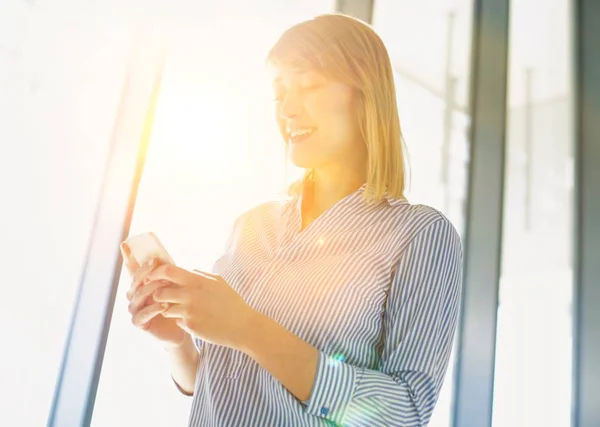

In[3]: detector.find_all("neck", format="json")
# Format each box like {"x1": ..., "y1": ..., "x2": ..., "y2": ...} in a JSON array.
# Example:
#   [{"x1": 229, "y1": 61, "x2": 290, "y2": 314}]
[{"x1": 305, "y1": 166, "x2": 365, "y2": 217}]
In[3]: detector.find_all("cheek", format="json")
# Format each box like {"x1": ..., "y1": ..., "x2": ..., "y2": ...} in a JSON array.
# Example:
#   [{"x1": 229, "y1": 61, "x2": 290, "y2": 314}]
[
  {"x1": 276, "y1": 115, "x2": 287, "y2": 140},
  {"x1": 318, "y1": 95, "x2": 357, "y2": 143},
  {"x1": 310, "y1": 89, "x2": 353, "y2": 127}
]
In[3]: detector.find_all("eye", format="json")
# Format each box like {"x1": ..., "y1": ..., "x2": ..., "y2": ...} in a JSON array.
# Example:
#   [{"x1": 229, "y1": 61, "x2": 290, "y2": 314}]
[
  {"x1": 272, "y1": 85, "x2": 285, "y2": 104},
  {"x1": 298, "y1": 71, "x2": 327, "y2": 92},
  {"x1": 300, "y1": 82, "x2": 322, "y2": 93}
]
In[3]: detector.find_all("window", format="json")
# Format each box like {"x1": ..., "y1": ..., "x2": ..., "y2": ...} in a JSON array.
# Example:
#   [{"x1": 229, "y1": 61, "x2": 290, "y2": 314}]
[
  {"x1": 492, "y1": 0, "x2": 574, "y2": 425},
  {"x1": 372, "y1": 1, "x2": 474, "y2": 425},
  {"x1": 90, "y1": 3, "x2": 335, "y2": 426},
  {"x1": 0, "y1": 3, "x2": 131, "y2": 426}
]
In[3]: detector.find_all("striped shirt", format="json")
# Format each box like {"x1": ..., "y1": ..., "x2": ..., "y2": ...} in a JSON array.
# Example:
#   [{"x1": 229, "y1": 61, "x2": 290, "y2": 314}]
[{"x1": 186, "y1": 184, "x2": 463, "y2": 426}]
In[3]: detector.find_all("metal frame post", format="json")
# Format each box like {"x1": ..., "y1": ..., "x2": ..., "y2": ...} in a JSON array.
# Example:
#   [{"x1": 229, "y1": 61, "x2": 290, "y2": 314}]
[
  {"x1": 572, "y1": 1, "x2": 600, "y2": 426},
  {"x1": 451, "y1": 0, "x2": 510, "y2": 425},
  {"x1": 46, "y1": 39, "x2": 165, "y2": 427}
]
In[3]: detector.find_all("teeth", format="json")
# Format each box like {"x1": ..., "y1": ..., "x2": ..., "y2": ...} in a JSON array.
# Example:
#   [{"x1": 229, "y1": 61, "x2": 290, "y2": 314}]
[{"x1": 289, "y1": 128, "x2": 313, "y2": 138}]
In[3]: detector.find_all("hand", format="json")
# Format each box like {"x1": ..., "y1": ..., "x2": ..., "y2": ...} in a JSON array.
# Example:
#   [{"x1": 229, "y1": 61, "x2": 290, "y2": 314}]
[
  {"x1": 146, "y1": 265, "x2": 257, "y2": 351},
  {"x1": 120, "y1": 243, "x2": 187, "y2": 348}
]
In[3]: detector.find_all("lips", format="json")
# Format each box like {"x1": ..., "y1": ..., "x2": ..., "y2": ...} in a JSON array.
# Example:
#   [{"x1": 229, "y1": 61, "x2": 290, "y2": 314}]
[{"x1": 287, "y1": 127, "x2": 316, "y2": 144}]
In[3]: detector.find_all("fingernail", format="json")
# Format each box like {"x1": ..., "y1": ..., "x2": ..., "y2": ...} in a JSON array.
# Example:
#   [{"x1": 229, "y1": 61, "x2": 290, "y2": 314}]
[{"x1": 120, "y1": 243, "x2": 130, "y2": 255}]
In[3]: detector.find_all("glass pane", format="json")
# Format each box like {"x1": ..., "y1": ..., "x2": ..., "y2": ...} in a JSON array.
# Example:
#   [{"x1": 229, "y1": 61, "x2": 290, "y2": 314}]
[
  {"x1": 90, "y1": 3, "x2": 335, "y2": 427},
  {"x1": 492, "y1": 0, "x2": 574, "y2": 426},
  {"x1": 0, "y1": 5, "x2": 129, "y2": 426},
  {"x1": 372, "y1": 1, "x2": 474, "y2": 426}
]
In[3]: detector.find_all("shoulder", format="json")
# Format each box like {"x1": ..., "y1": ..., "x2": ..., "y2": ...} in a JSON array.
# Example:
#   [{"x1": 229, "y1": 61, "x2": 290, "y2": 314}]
[
  {"x1": 384, "y1": 200, "x2": 463, "y2": 260},
  {"x1": 384, "y1": 203, "x2": 463, "y2": 298},
  {"x1": 232, "y1": 197, "x2": 294, "y2": 229}
]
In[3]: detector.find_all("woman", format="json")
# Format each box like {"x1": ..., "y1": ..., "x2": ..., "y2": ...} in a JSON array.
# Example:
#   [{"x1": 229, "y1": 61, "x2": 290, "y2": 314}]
[{"x1": 122, "y1": 13, "x2": 462, "y2": 427}]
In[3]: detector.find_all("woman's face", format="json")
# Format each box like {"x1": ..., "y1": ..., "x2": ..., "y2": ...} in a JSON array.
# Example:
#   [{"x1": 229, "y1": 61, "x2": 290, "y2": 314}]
[{"x1": 271, "y1": 65, "x2": 365, "y2": 172}]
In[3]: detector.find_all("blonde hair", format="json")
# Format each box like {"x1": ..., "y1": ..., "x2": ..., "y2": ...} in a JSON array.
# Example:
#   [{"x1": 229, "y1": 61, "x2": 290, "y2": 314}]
[{"x1": 267, "y1": 13, "x2": 409, "y2": 202}]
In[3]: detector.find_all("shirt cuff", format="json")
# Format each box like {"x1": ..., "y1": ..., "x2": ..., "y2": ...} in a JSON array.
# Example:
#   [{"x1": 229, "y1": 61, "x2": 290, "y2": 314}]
[{"x1": 304, "y1": 351, "x2": 362, "y2": 424}]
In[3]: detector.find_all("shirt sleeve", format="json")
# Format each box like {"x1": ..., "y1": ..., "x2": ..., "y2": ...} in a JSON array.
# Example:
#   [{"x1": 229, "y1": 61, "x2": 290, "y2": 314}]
[{"x1": 303, "y1": 217, "x2": 463, "y2": 426}]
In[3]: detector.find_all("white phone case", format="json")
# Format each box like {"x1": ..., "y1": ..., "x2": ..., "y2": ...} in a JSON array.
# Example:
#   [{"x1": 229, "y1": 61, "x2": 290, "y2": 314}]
[{"x1": 124, "y1": 232, "x2": 175, "y2": 266}]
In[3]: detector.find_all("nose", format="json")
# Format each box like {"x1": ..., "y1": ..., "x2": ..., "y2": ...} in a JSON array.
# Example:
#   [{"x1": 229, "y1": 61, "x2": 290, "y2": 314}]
[{"x1": 278, "y1": 91, "x2": 302, "y2": 120}]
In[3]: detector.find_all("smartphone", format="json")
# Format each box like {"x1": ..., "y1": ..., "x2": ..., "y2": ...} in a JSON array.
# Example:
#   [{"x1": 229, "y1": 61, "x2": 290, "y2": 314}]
[{"x1": 123, "y1": 232, "x2": 175, "y2": 266}]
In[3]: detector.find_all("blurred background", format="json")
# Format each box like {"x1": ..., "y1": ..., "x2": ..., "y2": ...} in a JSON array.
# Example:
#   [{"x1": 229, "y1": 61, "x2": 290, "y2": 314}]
[{"x1": 0, "y1": 0, "x2": 597, "y2": 426}]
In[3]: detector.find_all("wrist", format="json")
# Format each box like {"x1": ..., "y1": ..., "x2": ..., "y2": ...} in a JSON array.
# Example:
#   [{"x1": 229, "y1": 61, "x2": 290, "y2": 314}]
[
  {"x1": 238, "y1": 309, "x2": 267, "y2": 355},
  {"x1": 164, "y1": 332, "x2": 191, "y2": 353}
]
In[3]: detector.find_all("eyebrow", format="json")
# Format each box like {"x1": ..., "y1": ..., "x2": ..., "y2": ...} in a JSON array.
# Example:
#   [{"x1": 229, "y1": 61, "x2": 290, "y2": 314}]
[{"x1": 272, "y1": 69, "x2": 321, "y2": 86}]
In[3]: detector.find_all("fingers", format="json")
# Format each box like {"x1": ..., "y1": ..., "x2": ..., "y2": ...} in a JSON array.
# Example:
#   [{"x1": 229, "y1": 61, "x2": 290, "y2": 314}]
[
  {"x1": 153, "y1": 286, "x2": 189, "y2": 304},
  {"x1": 131, "y1": 302, "x2": 168, "y2": 330},
  {"x1": 162, "y1": 303, "x2": 187, "y2": 318},
  {"x1": 126, "y1": 258, "x2": 159, "y2": 301},
  {"x1": 128, "y1": 279, "x2": 172, "y2": 314},
  {"x1": 120, "y1": 243, "x2": 139, "y2": 276},
  {"x1": 148, "y1": 264, "x2": 198, "y2": 286}
]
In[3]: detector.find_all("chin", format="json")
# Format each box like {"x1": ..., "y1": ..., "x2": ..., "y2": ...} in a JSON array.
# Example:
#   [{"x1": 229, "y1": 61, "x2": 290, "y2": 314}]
[
  {"x1": 289, "y1": 157, "x2": 314, "y2": 169},
  {"x1": 287, "y1": 138, "x2": 329, "y2": 169},
  {"x1": 289, "y1": 149, "x2": 320, "y2": 170}
]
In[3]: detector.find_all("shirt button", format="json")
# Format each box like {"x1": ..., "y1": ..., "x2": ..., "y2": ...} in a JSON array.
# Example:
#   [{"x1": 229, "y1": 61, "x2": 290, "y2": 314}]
[{"x1": 320, "y1": 407, "x2": 329, "y2": 416}]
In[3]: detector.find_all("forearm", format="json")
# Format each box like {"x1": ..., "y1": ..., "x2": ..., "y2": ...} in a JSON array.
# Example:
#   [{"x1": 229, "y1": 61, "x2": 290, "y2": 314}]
[
  {"x1": 166, "y1": 333, "x2": 199, "y2": 395},
  {"x1": 240, "y1": 311, "x2": 319, "y2": 402},
  {"x1": 238, "y1": 312, "x2": 432, "y2": 425}
]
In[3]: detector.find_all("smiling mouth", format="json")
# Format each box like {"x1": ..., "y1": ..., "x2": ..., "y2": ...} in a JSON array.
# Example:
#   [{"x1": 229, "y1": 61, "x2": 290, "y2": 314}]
[{"x1": 288, "y1": 128, "x2": 316, "y2": 144}]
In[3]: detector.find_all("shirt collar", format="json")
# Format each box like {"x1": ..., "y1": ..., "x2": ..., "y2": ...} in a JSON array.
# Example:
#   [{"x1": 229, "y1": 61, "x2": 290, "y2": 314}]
[
  {"x1": 292, "y1": 180, "x2": 408, "y2": 211},
  {"x1": 356, "y1": 183, "x2": 409, "y2": 207}
]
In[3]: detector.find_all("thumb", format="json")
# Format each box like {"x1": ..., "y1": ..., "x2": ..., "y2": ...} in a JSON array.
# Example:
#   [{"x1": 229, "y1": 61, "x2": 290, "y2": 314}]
[{"x1": 120, "y1": 242, "x2": 140, "y2": 275}]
